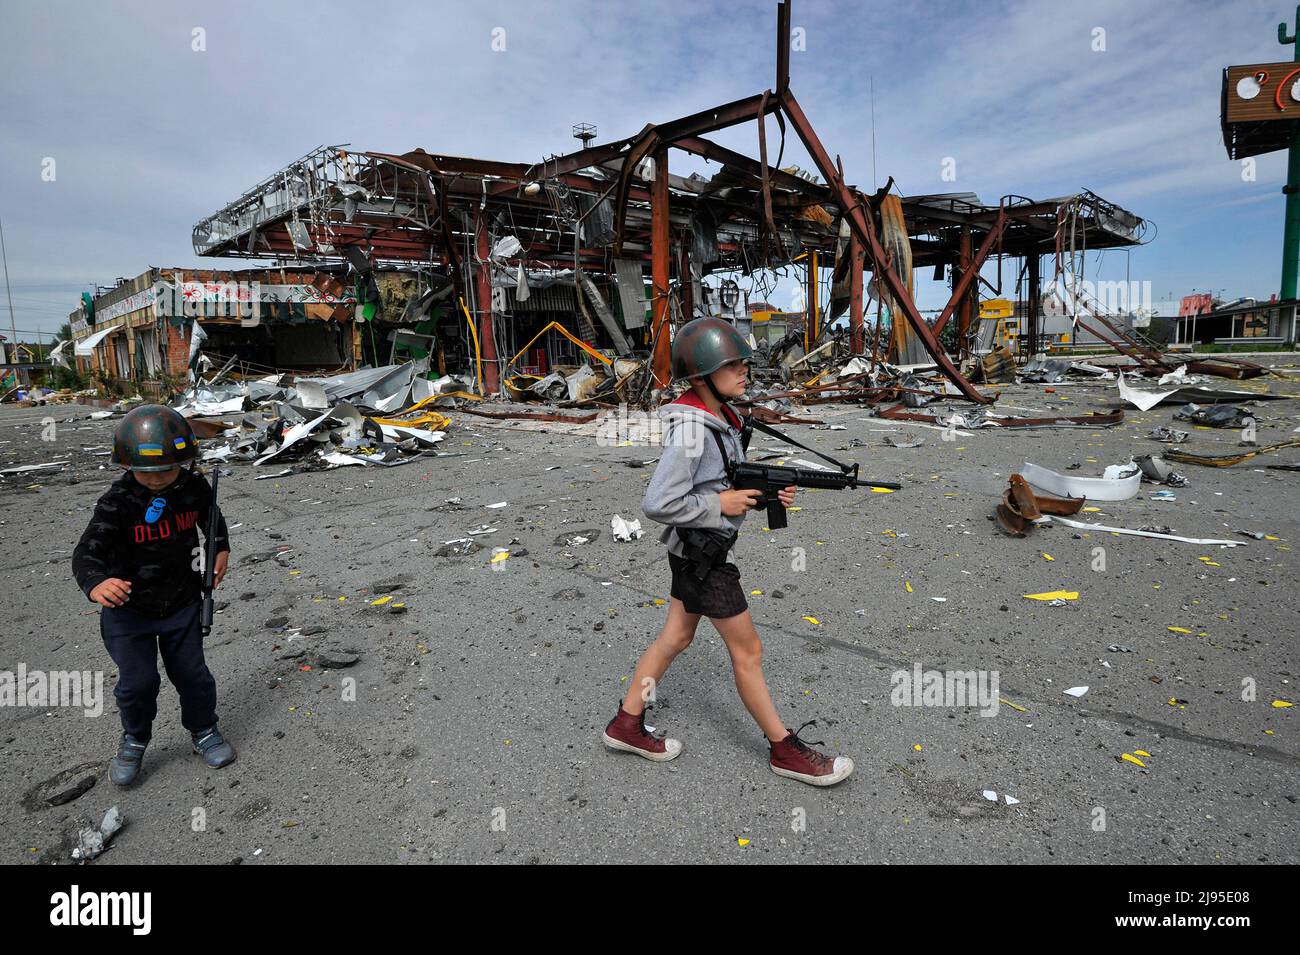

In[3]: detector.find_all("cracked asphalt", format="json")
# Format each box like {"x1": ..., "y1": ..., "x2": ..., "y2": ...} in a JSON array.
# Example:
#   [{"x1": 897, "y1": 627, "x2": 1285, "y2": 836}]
[{"x1": 2, "y1": 365, "x2": 1298, "y2": 864}]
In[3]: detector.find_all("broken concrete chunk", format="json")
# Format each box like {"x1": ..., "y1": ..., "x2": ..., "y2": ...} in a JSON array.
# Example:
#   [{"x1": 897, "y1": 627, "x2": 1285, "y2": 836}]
[{"x1": 316, "y1": 651, "x2": 359, "y2": 669}]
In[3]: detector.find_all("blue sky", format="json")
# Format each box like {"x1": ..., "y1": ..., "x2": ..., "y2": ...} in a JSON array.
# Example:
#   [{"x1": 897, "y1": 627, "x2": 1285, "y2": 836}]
[{"x1": 0, "y1": 0, "x2": 1293, "y2": 339}]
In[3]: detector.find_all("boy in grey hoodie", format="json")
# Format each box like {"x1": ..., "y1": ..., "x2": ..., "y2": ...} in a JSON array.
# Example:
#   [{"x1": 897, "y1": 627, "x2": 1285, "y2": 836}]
[{"x1": 601, "y1": 317, "x2": 854, "y2": 786}]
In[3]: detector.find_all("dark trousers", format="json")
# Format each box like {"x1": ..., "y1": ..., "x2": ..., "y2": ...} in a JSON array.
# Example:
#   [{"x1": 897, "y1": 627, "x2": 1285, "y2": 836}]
[{"x1": 100, "y1": 601, "x2": 218, "y2": 742}]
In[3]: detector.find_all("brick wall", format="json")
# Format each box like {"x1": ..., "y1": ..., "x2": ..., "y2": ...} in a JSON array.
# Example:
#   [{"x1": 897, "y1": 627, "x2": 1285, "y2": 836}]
[{"x1": 164, "y1": 321, "x2": 191, "y2": 376}]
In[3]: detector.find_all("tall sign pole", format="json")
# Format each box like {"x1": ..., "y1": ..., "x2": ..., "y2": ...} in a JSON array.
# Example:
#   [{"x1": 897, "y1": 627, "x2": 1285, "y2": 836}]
[
  {"x1": 1222, "y1": 10, "x2": 1300, "y2": 308},
  {"x1": 1279, "y1": 6, "x2": 1300, "y2": 300}
]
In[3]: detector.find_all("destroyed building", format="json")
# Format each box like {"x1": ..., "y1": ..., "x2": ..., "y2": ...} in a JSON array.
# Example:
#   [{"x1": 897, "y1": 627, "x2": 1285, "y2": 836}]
[
  {"x1": 66, "y1": 266, "x2": 374, "y2": 392},
  {"x1": 176, "y1": 5, "x2": 1156, "y2": 413}
]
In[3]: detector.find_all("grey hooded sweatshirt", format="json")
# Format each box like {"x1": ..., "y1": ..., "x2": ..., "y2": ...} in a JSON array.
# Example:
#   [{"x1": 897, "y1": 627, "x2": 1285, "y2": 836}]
[{"x1": 641, "y1": 398, "x2": 747, "y2": 563}]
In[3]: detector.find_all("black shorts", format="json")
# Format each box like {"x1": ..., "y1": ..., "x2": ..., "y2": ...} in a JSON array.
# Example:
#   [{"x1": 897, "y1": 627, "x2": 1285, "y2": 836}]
[{"x1": 668, "y1": 553, "x2": 748, "y2": 619}]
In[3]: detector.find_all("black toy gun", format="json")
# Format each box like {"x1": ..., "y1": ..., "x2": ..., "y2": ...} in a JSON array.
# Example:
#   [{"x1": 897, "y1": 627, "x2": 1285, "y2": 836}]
[
  {"x1": 718, "y1": 410, "x2": 901, "y2": 530},
  {"x1": 728, "y1": 460, "x2": 900, "y2": 529},
  {"x1": 200, "y1": 468, "x2": 221, "y2": 637}
]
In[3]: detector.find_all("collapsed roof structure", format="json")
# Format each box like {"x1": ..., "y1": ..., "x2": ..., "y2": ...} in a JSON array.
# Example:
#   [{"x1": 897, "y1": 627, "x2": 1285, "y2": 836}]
[{"x1": 191, "y1": 0, "x2": 1159, "y2": 407}]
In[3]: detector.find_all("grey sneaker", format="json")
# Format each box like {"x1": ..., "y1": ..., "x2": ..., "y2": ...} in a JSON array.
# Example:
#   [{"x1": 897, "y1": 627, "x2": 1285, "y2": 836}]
[
  {"x1": 109, "y1": 734, "x2": 148, "y2": 786},
  {"x1": 191, "y1": 725, "x2": 236, "y2": 769}
]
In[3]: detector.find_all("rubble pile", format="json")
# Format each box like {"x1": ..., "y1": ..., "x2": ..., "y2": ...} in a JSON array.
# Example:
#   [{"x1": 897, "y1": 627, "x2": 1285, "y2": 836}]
[{"x1": 173, "y1": 360, "x2": 465, "y2": 473}]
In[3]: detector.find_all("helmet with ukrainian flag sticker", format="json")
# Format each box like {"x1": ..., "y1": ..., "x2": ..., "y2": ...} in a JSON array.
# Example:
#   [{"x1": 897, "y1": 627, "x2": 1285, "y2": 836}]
[{"x1": 111, "y1": 404, "x2": 198, "y2": 472}]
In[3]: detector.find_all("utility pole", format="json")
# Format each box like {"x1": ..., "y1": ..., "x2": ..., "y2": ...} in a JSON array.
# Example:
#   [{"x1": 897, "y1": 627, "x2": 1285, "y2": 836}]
[{"x1": 0, "y1": 216, "x2": 17, "y2": 368}]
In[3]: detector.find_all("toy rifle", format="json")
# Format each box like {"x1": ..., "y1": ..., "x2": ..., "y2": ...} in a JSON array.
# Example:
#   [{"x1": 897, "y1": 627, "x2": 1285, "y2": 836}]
[
  {"x1": 200, "y1": 468, "x2": 221, "y2": 637},
  {"x1": 717, "y1": 411, "x2": 901, "y2": 530}
]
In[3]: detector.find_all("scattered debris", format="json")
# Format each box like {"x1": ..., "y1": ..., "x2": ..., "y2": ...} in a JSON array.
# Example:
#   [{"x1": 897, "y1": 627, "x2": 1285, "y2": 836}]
[
  {"x1": 1165, "y1": 439, "x2": 1300, "y2": 469},
  {"x1": 1134, "y1": 454, "x2": 1188, "y2": 487},
  {"x1": 1043, "y1": 515, "x2": 1245, "y2": 546},
  {"x1": 554, "y1": 529, "x2": 599, "y2": 546},
  {"x1": 71, "y1": 806, "x2": 124, "y2": 862},
  {"x1": 610, "y1": 514, "x2": 644, "y2": 541},
  {"x1": 883, "y1": 433, "x2": 925, "y2": 449},
  {"x1": 996, "y1": 473, "x2": 1085, "y2": 537},
  {"x1": 1117, "y1": 371, "x2": 1178, "y2": 411},
  {"x1": 1, "y1": 461, "x2": 70, "y2": 476},
  {"x1": 1174, "y1": 403, "x2": 1253, "y2": 428}
]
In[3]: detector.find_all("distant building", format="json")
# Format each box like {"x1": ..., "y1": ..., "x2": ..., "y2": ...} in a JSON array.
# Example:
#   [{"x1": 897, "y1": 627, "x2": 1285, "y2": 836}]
[{"x1": 1172, "y1": 294, "x2": 1295, "y2": 345}]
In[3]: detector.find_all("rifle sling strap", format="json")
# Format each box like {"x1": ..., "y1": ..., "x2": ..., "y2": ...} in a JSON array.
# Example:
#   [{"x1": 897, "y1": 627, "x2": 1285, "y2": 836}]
[{"x1": 730, "y1": 407, "x2": 852, "y2": 474}]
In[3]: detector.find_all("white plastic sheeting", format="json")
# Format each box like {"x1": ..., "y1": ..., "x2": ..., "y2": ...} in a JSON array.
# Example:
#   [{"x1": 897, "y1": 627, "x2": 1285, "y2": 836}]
[{"x1": 1021, "y1": 461, "x2": 1141, "y2": 502}]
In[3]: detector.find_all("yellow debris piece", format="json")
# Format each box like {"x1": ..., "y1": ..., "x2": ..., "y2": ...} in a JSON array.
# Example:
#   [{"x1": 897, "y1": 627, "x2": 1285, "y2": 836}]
[
  {"x1": 1120, "y1": 753, "x2": 1146, "y2": 768},
  {"x1": 1022, "y1": 591, "x2": 1078, "y2": 601}
]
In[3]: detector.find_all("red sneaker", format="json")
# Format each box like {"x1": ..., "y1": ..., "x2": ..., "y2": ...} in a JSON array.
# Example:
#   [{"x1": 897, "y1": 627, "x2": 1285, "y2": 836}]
[
  {"x1": 769, "y1": 721, "x2": 853, "y2": 786},
  {"x1": 602, "y1": 706, "x2": 682, "y2": 762}
]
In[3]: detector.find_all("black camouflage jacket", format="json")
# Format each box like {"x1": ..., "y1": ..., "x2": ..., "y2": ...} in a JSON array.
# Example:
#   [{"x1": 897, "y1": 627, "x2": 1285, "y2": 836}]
[{"x1": 72, "y1": 468, "x2": 231, "y2": 618}]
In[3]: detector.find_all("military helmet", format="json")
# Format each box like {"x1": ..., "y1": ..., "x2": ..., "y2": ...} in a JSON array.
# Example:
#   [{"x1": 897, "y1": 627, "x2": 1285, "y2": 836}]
[
  {"x1": 670, "y1": 317, "x2": 752, "y2": 381},
  {"x1": 111, "y1": 404, "x2": 198, "y2": 472}
]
